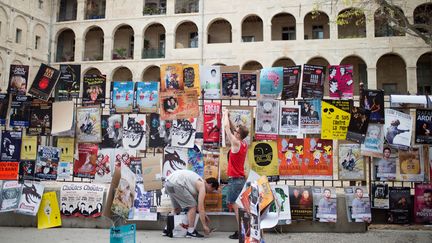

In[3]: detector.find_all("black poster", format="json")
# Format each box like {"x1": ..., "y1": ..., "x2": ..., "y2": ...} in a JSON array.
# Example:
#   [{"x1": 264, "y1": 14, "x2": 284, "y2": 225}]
[
  {"x1": 9, "y1": 95, "x2": 32, "y2": 127},
  {"x1": 415, "y1": 109, "x2": 432, "y2": 144},
  {"x1": 360, "y1": 89, "x2": 385, "y2": 124},
  {"x1": 301, "y1": 64, "x2": 325, "y2": 99},
  {"x1": 55, "y1": 64, "x2": 81, "y2": 101},
  {"x1": 28, "y1": 63, "x2": 61, "y2": 101},
  {"x1": 100, "y1": 114, "x2": 123, "y2": 149},
  {"x1": 371, "y1": 183, "x2": 389, "y2": 209},
  {"x1": 0, "y1": 130, "x2": 22, "y2": 161},
  {"x1": 0, "y1": 94, "x2": 9, "y2": 126},
  {"x1": 148, "y1": 113, "x2": 171, "y2": 148},
  {"x1": 347, "y1": 106, "x2": 371, "y2": 143},
  {"x1": 18, "y1": 160, "x2": 36, "y2": 182},
  {"x1": 281, "y1": 66, "x2": 301, "y2": 100},
  {"x1": 28, "y1": 99, "x2": 53, "y2": 136},
  {"x1": 289, "y1": 186, "x2": 313, "y2": 220},
  {"x1": 82, "y1": 74, "x2": 106, "y2": 106},
  {"x1": 221, "y1": 72, "x2": 239, "y2": 98},
  {"x1": 8, "y1": 64, "x2": 29, "y2": 95},
  {"x1": 388, "y1": 187, "x2": 411, "y2": 224},
  {"x1": 239, "y1": 73, "x2": 257, "y2": 99}
]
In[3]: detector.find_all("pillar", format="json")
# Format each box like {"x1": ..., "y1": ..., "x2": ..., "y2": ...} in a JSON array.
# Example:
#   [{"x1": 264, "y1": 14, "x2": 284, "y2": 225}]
[
  {"x1": 367, "y1": 67, "x2": 377, "y2": 89},
  {"x1": 406, "y1": 66, "x2": 417, "y2": 95}
]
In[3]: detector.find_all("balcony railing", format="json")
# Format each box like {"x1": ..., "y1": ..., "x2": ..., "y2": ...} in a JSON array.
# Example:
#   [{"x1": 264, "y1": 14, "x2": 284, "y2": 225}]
[
  {"x1": 143, "y1": 6, "x2": 166, "y2": 15},
  {"x1": 142, "y1": 48, "x2": 165, "y2": 59},
  {"x1": 58, "y1": 14, "x2": 77, "y2": 22}
]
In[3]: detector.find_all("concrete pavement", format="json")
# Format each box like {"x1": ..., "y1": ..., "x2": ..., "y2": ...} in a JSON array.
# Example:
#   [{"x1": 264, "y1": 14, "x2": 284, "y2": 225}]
[{"x1": 0, "y1": 227, "x2": 432, "y2": 243}]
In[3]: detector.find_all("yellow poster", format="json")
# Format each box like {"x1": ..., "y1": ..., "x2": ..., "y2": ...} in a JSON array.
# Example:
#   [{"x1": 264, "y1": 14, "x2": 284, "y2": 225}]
[
  {"x1": 57, "y1": 137, "x2": 75, "y2": 162},
  {"x1": 160, "y1": 63, "x2": 184, "y2": 91},
  {"x1": 257, "y1": 176, "x2": 274, "y2": 213},
  {"x1": 20, "y1": 135, "x2": 38, "y2": 160},
  {"x1": 183, "y1": 64, "x2": 200, "y2": 96},
  {"x1": 248, "y1": 141, "x2": 279, "y2": 177},
  {"x1": 37, "y1": 191, "x2": 62, "y2": 229},
  {"x1": 321, "y1": 101, "x2": 351, "y2": 140}
]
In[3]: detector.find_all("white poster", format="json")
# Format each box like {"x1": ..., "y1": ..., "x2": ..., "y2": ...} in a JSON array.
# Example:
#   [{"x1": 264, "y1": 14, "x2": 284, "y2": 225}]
[
  {"x1": 279, "y1": 104, "x2": 300, "y2": 136},
  {"x1": 170, "y1": 118, "x2": 197, "y2": 148},
  {"x1": 122, "y1": 114, "x2": 146, "y2": 151},
  {"x1": 17, "y1": 182, "x2": 44, "y2": 216},
  {"x1": 384, "y1": 109, "x2": 412, "y2": 149},
  {"x1": 59, "y1": 183, "x2": 105, "y2": 218}
]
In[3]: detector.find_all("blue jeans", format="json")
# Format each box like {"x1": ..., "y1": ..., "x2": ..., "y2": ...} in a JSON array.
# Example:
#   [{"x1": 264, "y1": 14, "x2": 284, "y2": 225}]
[{"x1": 226, "y1": 177, "x2": 246, "y2": 204}]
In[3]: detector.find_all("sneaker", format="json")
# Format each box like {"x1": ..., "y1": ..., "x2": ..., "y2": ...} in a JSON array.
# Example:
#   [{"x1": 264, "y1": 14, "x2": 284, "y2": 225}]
[
  {"x1": 228, "y1": 231, "x2": 239, "y2": 240},
  {"x1": 186, "y1": 230, "x2": 204, "y2": 238}
]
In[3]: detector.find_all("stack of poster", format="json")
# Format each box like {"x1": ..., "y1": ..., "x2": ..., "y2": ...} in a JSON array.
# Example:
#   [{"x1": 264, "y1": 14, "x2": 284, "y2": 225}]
[{"x1": 111, "y1": 165, "x2": 136, "y2": 219}]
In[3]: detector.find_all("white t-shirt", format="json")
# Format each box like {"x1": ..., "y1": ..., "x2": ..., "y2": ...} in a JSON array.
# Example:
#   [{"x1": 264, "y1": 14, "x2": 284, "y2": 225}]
[{"x1": 166, "y1": 170, "x2": 202, "y2": 196}]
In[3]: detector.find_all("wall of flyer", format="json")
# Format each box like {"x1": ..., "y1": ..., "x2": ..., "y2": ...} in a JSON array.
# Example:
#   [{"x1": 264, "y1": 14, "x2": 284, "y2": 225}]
[{"x1": 0, "y1": 62, "x2": 431, "y2": 232}]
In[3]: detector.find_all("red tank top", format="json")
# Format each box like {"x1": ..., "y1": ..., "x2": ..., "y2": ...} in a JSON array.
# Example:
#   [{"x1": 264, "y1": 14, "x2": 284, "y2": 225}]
[{"x1": 228, "y1": 141, "x2": 247, "y2": 177}]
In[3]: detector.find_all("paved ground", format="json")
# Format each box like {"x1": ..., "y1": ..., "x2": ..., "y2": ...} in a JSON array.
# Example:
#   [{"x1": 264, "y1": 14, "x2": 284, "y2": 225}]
[{"x1": 1, "y1": 227, "x2": 432, "y2": 243}]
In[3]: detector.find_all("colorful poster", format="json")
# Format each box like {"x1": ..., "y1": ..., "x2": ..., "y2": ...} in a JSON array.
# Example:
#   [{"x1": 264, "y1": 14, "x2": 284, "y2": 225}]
[
  {"x1": 35, "y1": 146, "x2": 61, "y2": 180},
  {"x1": 82, "y1": 74, "x2": 106, "y2": 106},
  {"x1": 360, "y1": 89, "x2": 385, "y2": 124},
  {"x1": 281, "y1": 66, "x2": 301, "y2": 100},
  {"x1": 9, "y1": 94, "x2": 32, "y2": 127},
  {"x1": 373, "y1": 147, "x2": 397, "y2": 181},
  {"x1": 414, "y1": 183, "x2": 432, "y2": 224},
  {"x1": 303, "y1": 138, "x2": 333, "y2": 180},
  {"x1": 361, "y1": 124, "x2": 385, "y2": 158},
  {"x1": 111, "y1": 81, "x2": 134, "y2": 113},
  {"x1": 278, "y1": 138, "x2": 303, "y2": 180},
  {"x1": 159, "y1": 90, "x2": 199, "y2": 120},
  {"x1": 170, "y1": 118, "x2": 197, "y2": 148},
  {"x1": 239, "y1": 70, "x2": 258, "y2": 99},
  {"x1": 74, "y1": 143, "x2": 98, "y2": 179},
  {"x1": 187, "y1": 145, "x2": 204, "y2": 177},
  {"x1": 255, "y1": 99, "x2": 279, "y2": 140},
  {"x1": 0, "y1": 162, "x2": 19, "y2": 180},
  {"x1": 203, "y1": 149, "x2": 219, "y2": 180},
  {"x1": 101, "y1": 114, "x2": 123, "y2": 149},
  {"x1": 270, "y1": 185, "x2": 291, "y2": 224},
  {"x1": 162, "y1": 147, "x2": 188, "y2": 179},
  {"x1": 415, "y1": 109, "x2": 432, "y2": 144},
  {"x1": 279, "y1": 105, "x2": 300, "y2": 136},
  {"x1": 110, "y1": 224, "x2": 136, "y2": 243},
  {"x1": 200, "y1": 66, "x2": 221, "y2": 99},
  {"x1": 8, "y1": 64, "x2": 29, "y2": 95},
  {"x1": 60, "y1": 183, "x2": 105, "y2": 218},
  {"x1": 37, "y1": 191, "x2": 62, "y2": 229},
  {"x1": 134, "y1": 81, "x2": 159, "y2": 113},
  {"x1": 57, "y1": 161, "x2": 72, "y2": 181},
  {"x1": 1, "y1": 130, "x2": 22, "y2": 161},
  {"x1": 371, "y1": 183, "x2": 389, "y2": 209},
  {"x1": 338, "y1": 143, "x2": 364, "y2": 180},
  {"x1": 322, "y1": 99, "x2": 352, "y2": 113},
  {"x1": 28, "y1": 98, "x2": 52, "y2": 136},
  {"x1": 384, "y1": 109, "x2": 412, "y2": 149},
  {"x1": 259, "y1": 67, "x2": 283, "y2": 98},
  {"x1": 114, "y1": 148, "x2": 134, "y2": 168},
  {"x1": 344, "y1": 186, "x2": 371, "y2": 222},
  {"x1": 312, "y1": 187, "x2": 337, "y2": 222},
  {"x1": 203, "y1": 102, "x2": 221, "y2": 144},
  {"x1": 248, "y1": 141, "x2": 279, "y2": 180},
  {"x1": 112, "y1": 165, "x2": 136, "y2": 219},
  {"x1": 17, "y1": 182, "x2": 44, "y2": 216},
  {"x1": 301, "y1": 64, "x2": 325, "y2": 98},
  {"x1": 398, "y1": 147, "x2": 424, "y2": 182},
  {"x1": 289, "y1": 186, "x2": 313, "y2": 220},
  {"x1": 299, "y1": 99, "x2": 321, "y2": 134},
  {"x1": 20, "y1": 135, "x2": 38, "y2": 160},
  {"x1": 18, "y1": 160, "x2": 36, "y2": 181},
  {"x1": 122, "y1": 114, "x2": 146, "y2": 150},
  {"x1": 129, "y1": 183, "x2": 157, "y2": 221},
  {"x1": 388, "y1": 187, "x2": 411, "y2": 224},
  {"x1": 160, "y1": 63, "x2": 184, "y2": 91},
  {"x1": 55, "y1": 64, "x2": 81, "y2": 101},
  {"x1": 221, "y1": 66, "x2": 240, "y2": 99},
  {"x1": 321, "y1": 101, "x2": 350, "y2": 140},
  {"x1": 28, "y1": 64, "x2": 60, "y2": 101},
  {"x1": 76, "y1": 107, "x2": 102, "y2": 143},
  {"x1": 346, "y1": 106, "x2": 370, "y2": 143},
  {"x1": 148, "y1": 113, "x2": 170, "y2": 148},
  {"x1": 56, "y1": 137, "x2": 75, "y2": 162},
  {"x1": 222, "y1": 107, "x2": 254, "y2": 146},
  {"x1": 328, "y1": 65, "x2": 354, "y2": 99},
  {"x1": 0, "y1": 94, "x2": 9, "y2": 126},
  {"x1": 183, "y1": 64, "x2": 200, "y2": 96}
]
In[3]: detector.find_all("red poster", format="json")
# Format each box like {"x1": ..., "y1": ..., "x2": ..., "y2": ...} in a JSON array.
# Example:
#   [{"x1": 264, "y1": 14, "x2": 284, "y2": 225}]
[
  {"x1": 203, "y1": 102, "x2": 221, "y2": 144},
  {"x1": 73, "y1": 143, "x2": 98, "y2": 179},
  {"x1": 303, "y1": 138, "x2": 333, "y2": 180},
  {"x1": 414, "y1": 183, "x2": 432, "y2": 224},
  {"x1": 0, "y1": 162, "x2": 19, "y2": 180},
  {"x1": 278, "y1": 138, "x2": 303, "y2": 179}
]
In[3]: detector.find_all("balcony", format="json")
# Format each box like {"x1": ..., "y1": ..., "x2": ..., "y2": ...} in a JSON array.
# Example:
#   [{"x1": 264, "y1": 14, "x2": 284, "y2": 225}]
[
  {"x1": 142, "y1": 48, "x2": 165, "y2": 59},
  {"x1": 143, "y1": 6, "x2": 166, "y2": 15}
]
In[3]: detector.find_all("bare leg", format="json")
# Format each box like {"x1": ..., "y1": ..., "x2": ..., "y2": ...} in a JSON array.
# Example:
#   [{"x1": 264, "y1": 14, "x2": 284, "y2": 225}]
[
  {"x1": 187, "y1": 206, "x2": 197, "y2": 229},
  {"x1": 232, "y1": 203, "x2": 239, "y2": 224}
]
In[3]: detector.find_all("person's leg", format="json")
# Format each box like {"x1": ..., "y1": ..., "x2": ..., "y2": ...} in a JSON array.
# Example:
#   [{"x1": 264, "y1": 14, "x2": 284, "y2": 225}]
[{"x1": 187, "y1": 206, "x2": 197, "y2": 233}]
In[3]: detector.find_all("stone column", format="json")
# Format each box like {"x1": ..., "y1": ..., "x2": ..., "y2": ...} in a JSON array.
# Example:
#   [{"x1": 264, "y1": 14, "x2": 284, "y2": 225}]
[
  {"x1": 74, "y1": 37, "x2": 84, "y2": 62},
  {"x1": 76, "y1": 0, "x2": 85, "y2": 21},
  {"x1": 296, "y1": 22, "x2": 304, "y2": 41},
  {"x1": 367, "y1": 67, "x2": 377, "y2": 89},
  {"x1": 134, "y1": 34, "x2": 143, "y2": 60},
  {"x1": 406, "y1": 66, "x2": 417, "y2": 95},
  {"x1": 165, "y1": 32, "x2": 174, "y2": 59},
  {"x1": 103, "y1": 35, "x2": 113, "y2": 60},
  {"x1": 263, "y1": 24, "x2": 271, "y2": 43}
]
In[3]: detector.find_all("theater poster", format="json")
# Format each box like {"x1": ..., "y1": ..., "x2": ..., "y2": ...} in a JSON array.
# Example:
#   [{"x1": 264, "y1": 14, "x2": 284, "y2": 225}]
[
  {"x1": 279, "y1": 105, "x2": 300, "y2": 136},
  {"x1": 37, "y1": 191, "x2": 62, "y2": 229},
  {"x1": 203, "y1": 149, "x2": 219, "y2": 180},
  {"x1": 28, "y1": 98, "x2": 52, "y2": 136},
  {"x1": 259, "y1": 67, "x2": 283, "y2": 99},
  {"x1": 384, "y1": 109, "x2": 412, "y2": 150},
  {"x1": 344, "y1": 186, "x2": 371, "y2": 223},
  {"x1": 248, "y1": 141, "x2": 279, "y2": 180},
  {"x1": 60, "y1": 183, "x2": 105, "y2": 218},
  {"x1": 122, "y1": 114, "x2": 146, "y2": 151},
  {"x1": 82, "y1": 74, "x2": 106, "y2": 106},
  {"x1": 162, "y1": 146, "x2": 188, "y2": 180},
  {"x1": 28, "y1": 64, "x2": 60, "y2": 101},
  {"x1": 1, "y1": 130, "x2": 22, "y2": 161},
  {"x1": 360, "y1": 89, "x2": 385, "y2": 124},
  {"x1": 187, "y1": 145, "x2": 204, "y2": 177},
  {"x1": 221, "y1": 66, "x2": 240, "y2": 99},
  {"x1": 134, "y1": 81, "x2": 159, "y2": 113},
  {"x1": 398, "y1": 147, "x2": 424, "y2": 182},
  {"x1": 159, "y1": 90, "x2": 198, "y2": 120},
  {"x1": 278, "y1": 138, "x2": 303, "y2": 180},
  {"x1": 110, "y1": 81, "x2": 134, "y2": 113},
  {"x1": 8, "y1": 64, "x2": 29, "y2": 95},
  {"x1": 281, "y1": 66, "x2": 301, "y2": 100},
  {"x1": 299, "y1": 99, "x2": 321, "y2": 134},
  {"x1": 415, "y1": 109, "x2": 432, "y2": 144},
  {"x1": 321, "y1": 101, "x2": 350, "y2": 140},
  {"x1": 239, "y1": 70, "x2": 258, "y2": 99},
  {"x1": 35, "y1": 146, "x2": 61, "y2": 180},
  {"x1": 160, "y1": 63, "x2": 184, "y2": 91},
  {"x1": 301, "y1": 64, "x2": 325, "y2": 99},
  {"x1": 388, "y1": 187, "x2": 411, "y2": 224},
  {"x1": 312, "y1": 186, "x2": 337, "y2": 222},
  {"x1": 20, "y1": 135, "x2": 38, "y2": 161},
  {"x1": 222, "y1": 107, "x2": 254, "y2": 147},
  {"x1": 55, "y1": 64, "x2": 81, "y2": 101},
  {"x1": 303, "y1": 138, "x2": 333, "y2": 180},
  {"x1": 361, "y1": 124, "x2": 385, "y2": 158},
  {"x1": 270, "y1": 184, "x2": 291, "y2": 224},
  {"x1": 0, "y1": 93, "x2": 9, "y2": 126},
  {"x1": 414, "y1": 183, "x2": 432, "y2": 224},
  {"x1": 255, "y1": 99, "x2": 279, "y2": 140},
  {"x1": 76, "y1": 107, "x2": 102, "y2": 143},
  {"x1": 289, "y1": 186, "x2": 313, "y2": 220},
  {"x1": 328, "y1": 65, "x2": 354, "y2": 99},
  {"x1": 74, "y1": 143, "x2": 98, "y2": 179},
  {"x1": 183, "y1": 64, "x2": 200, "y2": 96},
  {"x1": 371, "y1": 183, "x2": 389, "y2": 209},
  {"x1": 203, "y1": 102, "x2": 221, "y2": 144},
  {"x1": 338, "y1": 143, "x2": 365, "y2": 181},
  {"x1": 200, "y1": 66, "x2": 221, "y2": 99},
  {"x1": 170, "y1": 118, "x2": 197, "y2": 148},
  {"x1": 346, "y1": 106, "x2": 370, "y2": 143}
]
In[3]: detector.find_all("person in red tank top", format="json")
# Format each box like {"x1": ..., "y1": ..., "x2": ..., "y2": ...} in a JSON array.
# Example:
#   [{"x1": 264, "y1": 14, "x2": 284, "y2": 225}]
[{"x1": 223, "y1": 109, "x2": 249, "y2": 240}]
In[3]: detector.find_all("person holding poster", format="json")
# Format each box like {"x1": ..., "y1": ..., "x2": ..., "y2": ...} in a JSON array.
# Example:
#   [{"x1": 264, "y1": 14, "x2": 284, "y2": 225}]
[{"x1": 223, "y1": 109, "x2": 249, "y2": 240}]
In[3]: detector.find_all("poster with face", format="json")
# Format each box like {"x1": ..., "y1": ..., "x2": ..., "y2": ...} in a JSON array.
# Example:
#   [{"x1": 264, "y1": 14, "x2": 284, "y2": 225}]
[
  {"x1": 200, "y1": 66, "x2": 221, "y2": 99},
  {"x1": 328, "y1": 65, "x2": 354, "y2": 99},
  {"x1": 371, "y1": 183, "x2": 389, "y2": 209},
  {"x1": 76, "y1": 107, "x2": 102, "y2": 143},
  {"x1": 360, "y1": 89, "x2": 385, "y2": 124},
  {"x1": 82, "y1": 74, "x2": 106, "y2": 106},
  {"x1": 298, "y1": 99, "x2": 321, "y2": 134},
  {"x1": 101, "y1": 115, "x2": 123, "y2": 149},
  {"x1": 160, "y1": 63, "x2": 184, "y2": 91},
  {"x1": 159, "y1": 90, "x2": 198, "y2": 120},
  {"x1": 278, "y1": 138, "x2": 303, "y2": 180},
  {"x1": 239, "y1": 70, "x2": 258, "y2": 99},
  {"x1": 301, "y1": 64, "x2": 325, "y2": 99},
  {"x1": 248, "y1": 141, "x2": 279, "y2": 180},
  {"x1": 259, "y1": 67, "x2": 283, "y2": 99},
  {"x1": 162, "y1": 147, "x2": 188, "y2": 179},
  {"x1": 414, "y1": 183, "x2": 432, "y2": 224},
  {"x1": 183, "y1": 64, "x2": 200, "y2": 96},
  {"x1": 134, "y1": 82, "x2": 159, "y2": 113},
  {"x1": 384, "y1": 109, "x2": 412, "y2": 150},
  {"x1": 288, "y1": 186, "x2": 313, "y2": 220},
  {"x1": 255, "y1": 99, "x2": 279, "y2": 140},
  {"x1": 60, "y1": 183, "x2": 105, "y2": 218},
  {"x1": 346, "y1": 106, "x2": 370, "y2": 143},
  {"x1": 344, "y1": 186, "x2": 371, "y2": 223},
  {"x1": 203, "y1": 102, "x2": 221, "y2": 144},
  {"x1": 35, "y1": 146, "x2": 61, "y2": 180},
  {"x1": 338, "y1": 143, "x2": 365, "y2": 180},
  {"x1": 303, "y1": 138, "x2": 333, "y2": 180},
  {"x1": 122, "y1": 114, "x2": 146, "y2": 151},
  {"x1": 312, "y1": 187, "x2": 337, "y2": 222},
  {"x1": 148, "y1": 113, "x2": 171, "y2": 148},
  {"x1": 361, "y1": 124, "x2": 385, "y2": 158},
  {"x1": 373, "y1": 147, "x2": 397, "y2": 181},
  {"x1": 415, "y1": 109, "x2": 432, "y2": 144},
  {"x1": 8, "y1": 64, "x2": 29, "y2": 95},
  {"x1": 1, "y1": 130, "x2": 22, "y2": 161},
  {"x1": 279, "y1": 105, "x2": 300, "y2": 136},
  {"x1": 170, "y1": 118, "x2": 197, "y2": 148},
  {"x1": 321, "y1": 101, "x2": 350, "y2": 140},
  {"x1": 111, "y1": 81, "x2": 134, "y2": 113},
  {"x1": 221, "y1": 66, "x2": 240, "y2": 99}
]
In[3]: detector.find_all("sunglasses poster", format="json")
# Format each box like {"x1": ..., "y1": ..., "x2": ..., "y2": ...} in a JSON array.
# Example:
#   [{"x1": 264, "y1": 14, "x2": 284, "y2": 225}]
[
  {"x1": 321, "y1": 101, "x2": 350, "y2": 140},
  {"x1": 255, "y1": 99, "x2": 279, "y2": 140}
]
